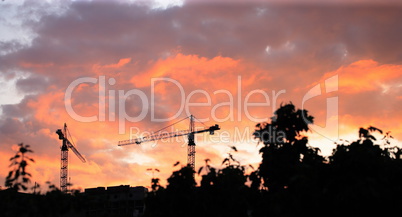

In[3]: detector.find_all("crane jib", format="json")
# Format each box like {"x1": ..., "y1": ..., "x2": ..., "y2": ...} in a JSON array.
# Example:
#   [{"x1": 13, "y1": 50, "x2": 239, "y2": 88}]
[
  {"x1": 118, "y1": 125, "x2": 220, "y2": 147},
  {"x1": 117, "y1": 115, "x2": 220, "y2": 171}
]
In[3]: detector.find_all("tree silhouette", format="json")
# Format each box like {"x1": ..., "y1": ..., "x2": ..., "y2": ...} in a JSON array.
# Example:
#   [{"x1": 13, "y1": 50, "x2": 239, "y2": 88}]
[
  {"x1": 147, "y1": 168, "x2": 162, "y2": 192},
  {"x1": 326, "y1": 126, "x2": 402, "y2": 216},
  {"x1": 253, "y1": 103, "x2": 317, "y2": 192},
  {"x1": 5, "y1": 143, "x2": 35, "y2": 191},
  {"x1": 113, "y1": 102, "x2": 402, "y2": 217},
  {"x1": 198, "y1": 159, "x2": 217, "y2": 188},
  {"x1": 144, "y1": 165, "x2": 197, "y2": 217},
  {"x1": 196, "y1": 148, "x2": 249, "y2": 217},
  {"x1": 1, "y1": 144, "x2": 86, "y2": 217}
]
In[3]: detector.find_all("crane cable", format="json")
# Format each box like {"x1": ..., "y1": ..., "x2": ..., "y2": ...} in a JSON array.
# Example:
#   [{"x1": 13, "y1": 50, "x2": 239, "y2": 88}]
[
  {"x1": 193, "y1": 116, "x2": 208, "y2": 128},
  {"x1": 66, "y1": 126, "x2": 76, "y2": 147},
  {"x1": 152, "y1": 115, "x2": 208, "y2": 135},
  {"x1": 152, "y1": 116, "x2": 189, "y2": 134}
]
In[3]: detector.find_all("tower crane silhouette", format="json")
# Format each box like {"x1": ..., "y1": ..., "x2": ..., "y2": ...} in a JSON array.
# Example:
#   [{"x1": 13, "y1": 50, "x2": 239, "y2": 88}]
[
  {"x1": 118, "y1": 115, "x2": 220, "y2": 170},
  {"x1": 56, "y1": 123, "x2": 86, "y2": 193}
]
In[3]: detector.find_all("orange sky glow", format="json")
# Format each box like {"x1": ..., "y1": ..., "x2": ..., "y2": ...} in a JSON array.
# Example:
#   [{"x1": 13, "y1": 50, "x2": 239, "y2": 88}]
[{"x1": 1, "y1": 0, "x2": 401, "y2": 192}]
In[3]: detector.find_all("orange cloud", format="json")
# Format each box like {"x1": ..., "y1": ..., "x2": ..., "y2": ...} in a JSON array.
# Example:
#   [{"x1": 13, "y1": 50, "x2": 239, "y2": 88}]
[
  {"x1": 2, "y1": 0, "x2": 402, "y2": 193},
  {"x1": 92, "y1": 58, "x2": 132, "y2": 75},
  {"x1": 3, "y1": 56, "x2": 402, "y2": 192},
  {"x1": 329, "y1": 59, "x2": 402, "y2": 93},
  {"x1": 131, "y1": 54, "x2": 242, "y2": 88}
]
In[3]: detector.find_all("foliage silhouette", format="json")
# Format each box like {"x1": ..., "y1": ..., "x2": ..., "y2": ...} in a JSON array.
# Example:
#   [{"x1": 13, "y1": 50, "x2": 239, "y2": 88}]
[
  {"x1": 144, "y1": 164, "x2": 197, "y2": 217},
  {"x1": 147, "y1": 168, "x2": 162, "y2": 192},
  {"x1": 325, "y1": 127, "x2": 402, "y2": 216},
  {"x1": 253, "y1": 103, "x2": 318, "y2": 192},
  {"x1": 1, "y1": 144, "x2": 86, "y2": 217},
  {"x1": 151, "y1": 178, "x2": 161, "y2": 192},
  {"x1": 4, "y1": 103, "x2": 402, "y2": 217},
  {"x1": 197, "y1": 158, "x2": 211, "y2": 176},
  {"x1": 144, "y1": 103, "x2": 402, "y2": 217},
  {"x1": 5, "y1": 143, "x2": 35, "y2": 191}
]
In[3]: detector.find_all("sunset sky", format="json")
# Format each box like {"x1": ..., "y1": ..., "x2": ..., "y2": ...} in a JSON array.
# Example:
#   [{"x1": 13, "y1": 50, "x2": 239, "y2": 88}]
[{"x1": 1, "y1": 0, "x2": 402, "y2": 192}]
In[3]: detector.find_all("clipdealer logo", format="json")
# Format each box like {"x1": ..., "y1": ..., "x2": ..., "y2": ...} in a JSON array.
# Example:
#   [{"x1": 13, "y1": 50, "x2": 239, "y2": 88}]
[
  {"x1": 64, "y1": 76, "x2": 287, "y2": 134},
  {"x1": 302, "y1": 75, "x2": 339, "y2": 141},
  {"x1": 64, "y1": 75, "x2": 338, "y2": 142}
]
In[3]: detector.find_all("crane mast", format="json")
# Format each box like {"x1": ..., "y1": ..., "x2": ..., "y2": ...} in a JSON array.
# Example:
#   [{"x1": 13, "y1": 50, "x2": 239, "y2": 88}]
[
  {"x1": 187, "y1": 115, "x2": 196, "y2": 169},
  {"x1": 60, "y1": 127, "x2": 68, "y2": 193},
  {"x1": 56, "y1": 123, "x2": 86, "y2": 193},
  {"x1": 118, "y1": 115, "x2": 220, "y2": 170}
]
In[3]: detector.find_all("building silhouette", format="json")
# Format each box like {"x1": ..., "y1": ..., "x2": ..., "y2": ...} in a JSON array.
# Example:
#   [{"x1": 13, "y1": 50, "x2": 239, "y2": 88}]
[{"x1": 85, "y1": 185, "x2": 147, "y2": 217}]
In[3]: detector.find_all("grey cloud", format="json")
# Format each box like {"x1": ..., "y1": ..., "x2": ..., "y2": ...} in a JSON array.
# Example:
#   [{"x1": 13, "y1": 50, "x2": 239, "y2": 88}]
[
  {"x1": 0, "y1": 1, "x2": 401, "y2": 123},
  {"x1": 0, "y1": 40, "x2": 27, "y2": 56},
  {"x1": 1, "y1": 95, "x2": 36, "y2": 118},
  {"x1": 1, "y1": 0, "x2": 401, "y2": 153},
  {"x1": 0, "y1": 117, "x2": 24, "y2": 136},
  {"x1": 2, "y1": 2, "x2": 401, "y2": 82},
  {"x1": 16, "y1": 74, "x2": 49, "y2": 93}
]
